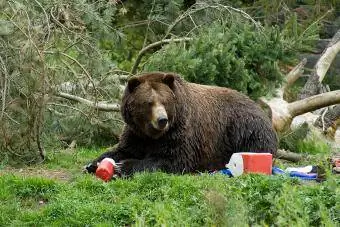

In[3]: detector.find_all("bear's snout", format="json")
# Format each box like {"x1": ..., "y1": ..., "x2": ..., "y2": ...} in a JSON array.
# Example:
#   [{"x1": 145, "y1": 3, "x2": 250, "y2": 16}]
[
  {"x1": 157, "y1": 117, "x2": 168, "y2": 129},
  {"x1": 151, "y1": 103, "x2": 169, "y2": 131}
]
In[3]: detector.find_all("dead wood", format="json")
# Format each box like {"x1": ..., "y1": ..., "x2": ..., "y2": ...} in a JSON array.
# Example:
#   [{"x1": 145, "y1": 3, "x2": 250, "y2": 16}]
[
  {"x1": 276, "y1": 149, "x2": 303, "y2": 162},
  {"x1": 299, "y1": 29, "x2": 340, "y2": 99},
  {"x1": 55, "y1": 92, "x2": 120, "y2": 112}
]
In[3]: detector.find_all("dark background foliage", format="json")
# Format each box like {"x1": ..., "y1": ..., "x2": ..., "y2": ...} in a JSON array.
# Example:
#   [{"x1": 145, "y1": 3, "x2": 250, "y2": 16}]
[{"x1": 0, "y1": 0, "x2": 339, "y2": 163}]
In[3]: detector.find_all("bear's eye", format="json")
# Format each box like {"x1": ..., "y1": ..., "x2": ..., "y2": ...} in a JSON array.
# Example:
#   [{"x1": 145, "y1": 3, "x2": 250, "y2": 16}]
[{"x1": 147, "y1": 101, "x2": 153, "y2": 106}]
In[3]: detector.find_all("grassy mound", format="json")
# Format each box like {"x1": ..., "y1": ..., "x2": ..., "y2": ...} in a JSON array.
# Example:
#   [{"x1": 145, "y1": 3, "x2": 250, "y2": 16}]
[{"x1": 0, "y1": 148, "x2": 339, "y2": 226}]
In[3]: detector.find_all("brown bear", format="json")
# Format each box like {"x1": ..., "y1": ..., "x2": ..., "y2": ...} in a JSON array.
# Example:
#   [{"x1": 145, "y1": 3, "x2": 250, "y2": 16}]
[{"x1": 85, "y1": 72, "x2": 277, "y2": 176}]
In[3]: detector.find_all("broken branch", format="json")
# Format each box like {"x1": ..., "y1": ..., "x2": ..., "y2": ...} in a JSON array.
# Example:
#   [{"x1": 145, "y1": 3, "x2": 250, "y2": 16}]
[
  {"x1": 264, "y1": 90, "x2": 340, "y2": 132},
  {"x1": 284, "y1": 58, "x2": 307, "y2": 91},
  {"x1": 55, "y1": 92, "x2": 120, "y2": 112},
  {"x1": 316, "y1": 30, "x2": 340, "y2": 82},
  {"x1": 289, "y1": 90, "x2": 340, "y2": 117},
  {"x1": 276, "y1": 149, "x2": 303, "y2": 162},
  {"x1": 299, "y1": 29, "x2": 340, "y2": 99}
]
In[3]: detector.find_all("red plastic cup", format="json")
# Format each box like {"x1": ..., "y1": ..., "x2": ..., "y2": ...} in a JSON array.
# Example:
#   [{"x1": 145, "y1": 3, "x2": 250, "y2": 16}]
[{"x1": 95, "y1": 158, "x2": 115, "y2": 182}]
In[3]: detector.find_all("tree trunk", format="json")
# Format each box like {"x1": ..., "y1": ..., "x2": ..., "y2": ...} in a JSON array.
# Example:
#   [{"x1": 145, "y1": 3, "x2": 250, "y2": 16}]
[
  {"x1": 298, "y1": 30, "x2": 340, "y2": 132},
  {"x1": 313, "y1": 105, "x2": 340, "y2": 140},
  {"x1": 262, "y1": 90, "x2": 340, "y2": 132},
  {"x1": 298, "y1": 73, "x2": 325, "y2": 100},
  {"x1": 314, "y1": 105, "x2": 340, "y2": 129},
  {"x1": 276, "y1": 149, "x2": 303, "y2": 162},
  {"x1": 298, "y1": 29, "x2": 340, "y2": 99}
]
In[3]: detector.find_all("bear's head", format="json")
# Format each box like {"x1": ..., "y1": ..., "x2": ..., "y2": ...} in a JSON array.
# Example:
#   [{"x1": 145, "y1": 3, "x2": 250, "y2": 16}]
[{"x1": 121, "y1": 73, "x2": 177, "y2": 139}]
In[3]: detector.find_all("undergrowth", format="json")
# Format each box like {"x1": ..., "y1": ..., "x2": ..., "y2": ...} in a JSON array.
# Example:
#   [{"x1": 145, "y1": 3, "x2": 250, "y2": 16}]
[{"x1": 0, "y1": 148, "x2": 339, "y2": 226}]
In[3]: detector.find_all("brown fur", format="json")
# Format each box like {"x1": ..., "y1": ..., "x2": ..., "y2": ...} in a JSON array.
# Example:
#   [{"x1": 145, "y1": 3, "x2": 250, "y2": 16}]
[{"x1": 87, "y1": 72, "x2": 277, "y2": 176}]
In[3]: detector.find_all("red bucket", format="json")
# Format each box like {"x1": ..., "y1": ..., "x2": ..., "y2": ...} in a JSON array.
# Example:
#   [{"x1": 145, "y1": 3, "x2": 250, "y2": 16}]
[{"x1": 96, "y1": 158, "x2": 116, "y2": 182}]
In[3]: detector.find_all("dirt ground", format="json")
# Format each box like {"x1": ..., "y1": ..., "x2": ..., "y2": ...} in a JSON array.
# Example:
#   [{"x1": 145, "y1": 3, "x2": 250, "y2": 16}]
[{"x1": 0, "y1": 167, "x2": 72, "y2": 181}]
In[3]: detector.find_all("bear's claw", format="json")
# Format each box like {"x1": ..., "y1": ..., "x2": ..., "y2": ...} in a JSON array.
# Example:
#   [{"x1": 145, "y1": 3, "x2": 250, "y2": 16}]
[{"x1": 83, "y1": 162, "x2": 98, "y2": 174}]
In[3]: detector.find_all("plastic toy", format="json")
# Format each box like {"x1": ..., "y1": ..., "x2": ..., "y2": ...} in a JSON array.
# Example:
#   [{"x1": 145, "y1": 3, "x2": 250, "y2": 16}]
[{"x1": 95, "y1": 158, "x2": 116, "y2": 182}]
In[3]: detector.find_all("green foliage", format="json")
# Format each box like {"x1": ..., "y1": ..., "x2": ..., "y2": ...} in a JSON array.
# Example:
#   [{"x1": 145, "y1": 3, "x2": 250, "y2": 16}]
[
  {"x1": 280, "y1": 11, "x2": 321, "y2": 53},
  {"x1": 280, "y1": 124, "x2": 332, "y2": 155},
  {"x1": 0, "y1": 169, "x2": 338, "y2": 226},
  {"x1": 108, "y1": 0, "x2": 186, "y2": 70},
  {"x1": 0, "y1": 0, "x2": 333, "y2": 165},
  {"x1": 280, "y1": 123, "x2": 310, "y2": 153},
  {"x1": 297, "y1": 132, "x2": 333, "y2": 155},
  {"x1": 1, "y1": 147, "x2": 338, "y2": 226},
  {"x1": 145, "y1": 19, "x2": 295, "y2": 99},
  {"x1": 0, "y1": 0, "x2": 124, "y2": 162}
]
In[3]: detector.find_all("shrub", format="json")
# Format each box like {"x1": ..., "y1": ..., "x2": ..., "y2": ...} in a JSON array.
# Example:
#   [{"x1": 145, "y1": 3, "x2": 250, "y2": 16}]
[
  {"x1": 0, "y1": 0, "x2": 123, "y2": 163},
  {"x1": 144, "y1": 19, "x2": 295, "y2": 99}
]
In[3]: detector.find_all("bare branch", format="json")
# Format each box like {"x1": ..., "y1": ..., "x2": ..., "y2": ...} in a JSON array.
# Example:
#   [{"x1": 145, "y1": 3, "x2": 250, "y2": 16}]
[
  {"x1": 0, "y1": 55, "x2": 8, "y2": 121},
  {"x1": 263, "y1": 90, "x2": 340, "y2": 132},
  {"x1": 314, "y1": 105, "x2": 340, "y2": 130},
  {"x1": 276, "y1": 149, "x2": 303, "y2": 162},
  {"x1": 316, "y1": 30, "x2": 340, "y2": 82},
  {"x1": 285, "y1": 58, "x2": 307, "y2": 89},
  {"x1": 33, "y1": 0, "x2": 51, "y2": 41},
  {"x1": 48, "y1": 102, "x2": 91, "y2": 118},
  {"x1": 283, "y1": 58, "x2": 307, "y2": 99},
  {"x1": 44, "y1": 51, "x2": 99, "y2": 97},
  {"x1": 289, "y1": 90, "x2": 340, "y2": 117},
  {"x1": 142, "y1": 0, "x2": 156, "y2": 49},
  {"x1": 299, "y1": 29, "x2": 340, "y2": 99},
  {"x1": 55, "y1": 92, "x2": 120, "y2": 112},
  {"x1": 131, "y1": 37, "x2": 193, "y2": 75}
]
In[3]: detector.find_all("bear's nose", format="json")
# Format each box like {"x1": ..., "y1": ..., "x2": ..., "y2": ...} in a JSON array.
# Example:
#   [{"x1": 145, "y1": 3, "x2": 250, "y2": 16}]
[{"x1": 157, "y1": 117, "x2": 168, "y2": 129}]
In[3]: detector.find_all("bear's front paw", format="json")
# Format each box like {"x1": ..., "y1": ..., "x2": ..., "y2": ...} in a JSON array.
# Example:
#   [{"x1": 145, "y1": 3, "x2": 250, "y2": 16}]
[
  {"x1": 117, "y1": 159, "x2": 142, "y2": 177},
  {"x1": 83, "y1": 162, "x2": 98, "y2": 174}
]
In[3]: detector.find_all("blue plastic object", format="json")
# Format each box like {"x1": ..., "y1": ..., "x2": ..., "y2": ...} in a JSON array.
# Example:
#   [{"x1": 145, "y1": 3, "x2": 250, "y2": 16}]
[
  {"x1": 289, "y1": 171, "x2": 317, "y2": 180},
  {"x1": 210, "y1": 166, "x2": 318, "y2": 181},
  {"x1": 218, "y1": 168, "x2": 233, "y2": 176},
  {"x1": 272, "y1": 166, "x2": 285, "y2": 175},
  {"x1": 272, "y1": 166, "x2": 317, "y2": 180}
]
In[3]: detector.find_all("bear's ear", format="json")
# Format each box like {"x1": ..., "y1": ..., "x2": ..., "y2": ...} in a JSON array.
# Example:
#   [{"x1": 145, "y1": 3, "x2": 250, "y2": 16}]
[
  {"x1": 127, "y1": 77, "x2": 141, "y2": 92},
  {"x1": 163, "y1": 74, "x2": 175, "y2": 89}
]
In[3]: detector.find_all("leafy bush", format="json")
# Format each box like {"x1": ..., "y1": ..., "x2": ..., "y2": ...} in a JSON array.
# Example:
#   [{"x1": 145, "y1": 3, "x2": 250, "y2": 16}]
[
  {"x1": 144, "y1": 19, "x2": 297, "y2": 99},
  {"x1": 279, "y1": 124, "x2": 333, "y2": 155},
  {"x1": 0, "y1": 0, "x2": 123, "y2": 163}
]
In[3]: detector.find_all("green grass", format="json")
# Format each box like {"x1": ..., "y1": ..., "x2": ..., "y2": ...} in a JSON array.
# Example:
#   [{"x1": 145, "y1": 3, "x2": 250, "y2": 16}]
[{"x1": 0, "y1": 148, "x2": 339, "y2": 226}]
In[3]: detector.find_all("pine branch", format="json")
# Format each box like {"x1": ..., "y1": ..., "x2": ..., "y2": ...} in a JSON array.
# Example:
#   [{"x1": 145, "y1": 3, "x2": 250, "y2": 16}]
[
  {"x1": 163, "y1": 2, "x2": 262, "y2": 39},
  {"x1": 44, "y1": 51, "x2": 99, "y2": 98},
  {"x1": 131, "y1": 37, "x2": 193, "y2": 75}
]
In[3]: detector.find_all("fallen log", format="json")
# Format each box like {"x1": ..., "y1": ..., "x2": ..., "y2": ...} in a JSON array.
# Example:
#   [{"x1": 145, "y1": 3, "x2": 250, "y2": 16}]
[{"x1": 276, "y1": 149, "x2": 303, "y2": 162}]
